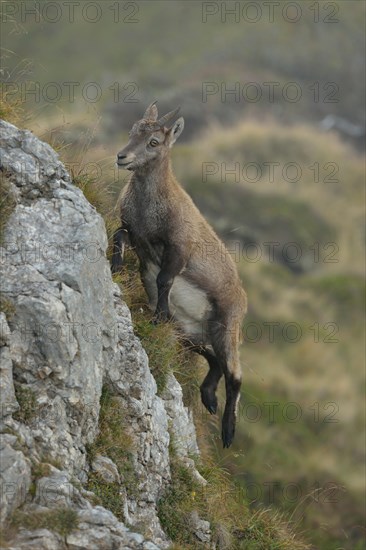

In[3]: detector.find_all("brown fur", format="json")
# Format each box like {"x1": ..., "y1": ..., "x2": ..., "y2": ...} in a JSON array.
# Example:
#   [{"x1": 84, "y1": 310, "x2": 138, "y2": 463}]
[{"x1": 112, "y1": 102, "x2": 247, "y2": 447}]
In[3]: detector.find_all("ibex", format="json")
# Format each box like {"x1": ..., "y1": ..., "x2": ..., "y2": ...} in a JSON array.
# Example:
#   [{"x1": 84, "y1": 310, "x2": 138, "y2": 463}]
[{"x1": 112, "y1": 102, "x2": 247, "y2": 447}]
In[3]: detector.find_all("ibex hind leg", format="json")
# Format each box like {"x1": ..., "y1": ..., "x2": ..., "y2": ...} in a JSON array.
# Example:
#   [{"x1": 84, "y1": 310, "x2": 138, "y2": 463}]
[
  {"x1": 197, "y1": 347, "x2": 223, "y2": 415},
  {"x1": 221, "y1": 366, "x2": 242, "y2": 448},
  {"x1": 209, "y1": 316, "x2": 242, "y2": 448},
  {"x1": 179, "y1": 339, "x2": 222, "y2": 415}
]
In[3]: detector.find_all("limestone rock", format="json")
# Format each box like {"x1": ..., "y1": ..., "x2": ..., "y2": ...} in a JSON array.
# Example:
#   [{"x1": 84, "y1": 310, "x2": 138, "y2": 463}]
[
  {"x1": 0, "y1": 434, "x2": 31, "y2": 524},
  {"x1": 0, "y1": 119, "x2": 208, "y2": 549},
  {"x1": 7, "y1": 528, "x2": 63, "y2": 550},
  {"x1": 162, "y1": 373, "x2": 199, "y2": 458},
  {"x1": 91, "y1": 455, "x2": 121, "y2": 484}
]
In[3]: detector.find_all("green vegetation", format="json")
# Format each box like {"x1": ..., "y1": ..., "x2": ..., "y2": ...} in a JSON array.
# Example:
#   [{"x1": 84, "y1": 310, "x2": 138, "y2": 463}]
[
  {"x1": 0, "y1": 173, "x2": 16, "y2": 244},
  {"x1": 10, "y1": 507, "x2": 78, "y2": 538},
  {"x1": 13, "y1": 385, "x2": 38, "y2": 425},
  {"x1": 86, "y1": 386, "x2": 138, "y2": 520},
  {"x1": 158, "y1": 451, "x2": 310, "y2": 549},
  {"x1": 0, "y1": 84, "x2": 24, "y2": 126},
  {"x1": 73, "y1": 171, "x2": 120, "y2": 239},
  {"x1": 0, "y1": 293, "x2": 15, "y2": 321},
  {"x1": 31, "y1": 462, "x2": 52, "y2": 480},
  {"x1": 307, "y1": 273, "x2": 365, "y2": 321},
  {"x1": 134, "y1": 316, "x2": 181, "y2": 393},
  {"x1": 1, "y1": 505, "x2": 78, "y2": 546}
]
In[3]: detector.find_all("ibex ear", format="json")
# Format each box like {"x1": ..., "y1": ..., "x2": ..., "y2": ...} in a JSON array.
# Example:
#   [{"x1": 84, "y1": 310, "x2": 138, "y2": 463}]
[{"x1": 167, "y1": 117, "x2": 184, "y2": 148}]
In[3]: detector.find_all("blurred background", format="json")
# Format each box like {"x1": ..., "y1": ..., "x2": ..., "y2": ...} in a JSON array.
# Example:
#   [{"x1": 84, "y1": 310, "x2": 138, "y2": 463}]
[{"x1": 1, "y1": 1, "x2": 365, "y2": 548}]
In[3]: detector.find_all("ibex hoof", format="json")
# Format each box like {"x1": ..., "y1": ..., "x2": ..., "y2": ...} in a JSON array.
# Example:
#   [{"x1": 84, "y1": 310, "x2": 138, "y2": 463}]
[
  {"x1": 200, "y1": 388, "x2": 218, "y2": 415},
  {"x1": 151, "y1": 309, "x2": 171, "y2": 325},
  {"x1": 111, "y1": 258, "x2": 123, "y2": 274}
]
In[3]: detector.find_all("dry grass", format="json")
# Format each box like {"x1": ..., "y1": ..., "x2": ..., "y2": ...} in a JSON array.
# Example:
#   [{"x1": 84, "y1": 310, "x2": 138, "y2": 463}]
[
  {"x1": 159, "y1": 452, "x2": 310, "y2": 549},
  {"x1": 0, "y1": 85, "x2": 24, "y2": 126},
  {"x1": 10, "y1": 507, "x2": 79, "y2": 537}
]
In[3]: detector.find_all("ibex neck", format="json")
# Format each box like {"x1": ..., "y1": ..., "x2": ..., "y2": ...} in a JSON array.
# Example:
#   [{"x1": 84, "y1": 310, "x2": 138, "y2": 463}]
[{"x1": 133, "y1": 156, "x2": 174, "y2": 190}]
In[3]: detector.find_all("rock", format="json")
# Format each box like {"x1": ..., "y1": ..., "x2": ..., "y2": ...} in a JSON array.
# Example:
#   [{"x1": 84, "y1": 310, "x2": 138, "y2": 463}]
[
  {"x1": 106, "y1": 297, "x2": 171, "y2": 546},
  {"x1": 91, "y1": 455, "x2": 120, "y2": 484},
  {"x1": 181, "y1": 457, "x2": 207, "y2": 487},
  {"x1": 188, "y1": 510, "x2": 211, "y2": 544},
  {"x1": 212, "y1": 522, "x2": 232, "y2": 550},
  {"x1": 0, "y1": 119, "x2": 208, "y2": 549},
  {"x1": 162, "y1": 373, "x2": 199, "y2": 458},
  {"x1": 0, "y1": 312, "x2": 11, "y2": 346},
  {"x1": 0, "y1": 347, "x2": 18, "y2": 419},
  {"x1": 0, "y1": 434, "x2": 31, "y2": 523},
  {"x1": 7, "y1": 528, "x2": 63, "y2": 549},
  {"x1": 66, "y1": 507, "x2": 161, "y2": 549},
  {"x1": 34, "y1": 469, "x2": 90, "y2": 510}
]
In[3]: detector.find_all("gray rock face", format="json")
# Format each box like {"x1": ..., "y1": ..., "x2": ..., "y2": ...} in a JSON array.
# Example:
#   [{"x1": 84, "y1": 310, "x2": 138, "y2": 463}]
[
  {"x1": 91, "y1": 455, "x2": 121, "y2": 484},
  {"x1": 0, "y1": 120, "x2": 208, "y2": 549},
  {"x1": 162, "y1": 373, "x2": 199, "y2": 458},
  {"x1": 0, "y1": 433, "x2": 31, "y2": 524}
]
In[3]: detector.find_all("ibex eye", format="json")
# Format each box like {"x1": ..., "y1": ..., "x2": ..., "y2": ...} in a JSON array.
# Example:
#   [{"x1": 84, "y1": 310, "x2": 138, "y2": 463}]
[{"x1": 150, "y1": 139, "x2": 159, "y2": 147}]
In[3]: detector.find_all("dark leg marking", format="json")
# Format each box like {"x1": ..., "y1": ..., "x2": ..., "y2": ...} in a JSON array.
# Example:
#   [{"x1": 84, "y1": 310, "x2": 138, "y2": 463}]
[
  {"x1": 221, "y1": 375, "x2": 242, "y2": 448},
  {"x1": 153, "y1": 244, "x2": 186, "y2": 324},
  {"x1": 111, "y1": 227, "x2": 128, "y2": 274},
  {"x1": 153, "y1": 270, "x2": 174, "y2": 323},
  {"x1": 197, "y1": 348, "x2": 223, "y2": 415},
  {"x1": 208, "y1": 317, "x2": 242, "y2": 448}
]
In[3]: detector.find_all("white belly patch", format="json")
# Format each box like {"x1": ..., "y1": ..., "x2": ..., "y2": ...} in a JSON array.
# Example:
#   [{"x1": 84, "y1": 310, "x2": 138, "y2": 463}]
[{"x1": 141, "y1": 262, "x2": 212, "y2": 342}]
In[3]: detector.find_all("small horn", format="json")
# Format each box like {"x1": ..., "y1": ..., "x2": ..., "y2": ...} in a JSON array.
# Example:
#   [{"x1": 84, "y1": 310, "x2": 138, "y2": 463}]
[
  {"x1": 157, "y1": 106, "x2": 180, "y2": 127},
  {"x1": 143, "y1": 101, "x2": 158, "y2": 121}
]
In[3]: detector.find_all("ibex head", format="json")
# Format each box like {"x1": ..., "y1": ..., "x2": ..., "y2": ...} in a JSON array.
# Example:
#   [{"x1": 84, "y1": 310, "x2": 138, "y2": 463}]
[{"x1": 117, "y1": 101, "x2": 184, "y2": 171}]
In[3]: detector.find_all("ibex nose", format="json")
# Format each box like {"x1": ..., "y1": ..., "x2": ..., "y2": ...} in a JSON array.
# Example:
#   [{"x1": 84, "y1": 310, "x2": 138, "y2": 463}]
[{"x1": 117, "y1": 151, "x2": 134, "y2": 168}]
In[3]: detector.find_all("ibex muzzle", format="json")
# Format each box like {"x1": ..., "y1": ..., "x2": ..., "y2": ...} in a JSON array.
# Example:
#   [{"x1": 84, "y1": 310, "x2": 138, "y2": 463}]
[{"x1": 112, "y1": 102, "x2": 247, "y2": 448}]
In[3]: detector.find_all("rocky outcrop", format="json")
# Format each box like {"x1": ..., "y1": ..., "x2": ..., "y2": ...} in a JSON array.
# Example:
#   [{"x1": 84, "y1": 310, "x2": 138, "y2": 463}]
[{"x1": 0, "y1": 120, "x2": 206, "y2": 549}]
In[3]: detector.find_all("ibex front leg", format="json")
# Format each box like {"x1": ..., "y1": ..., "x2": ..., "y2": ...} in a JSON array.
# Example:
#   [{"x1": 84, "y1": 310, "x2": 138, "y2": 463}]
[
  {"x1": 153, "y1": 245, "x2": 186, "y2": 324},
  {"x1": 111, "y1": 226, "x2": 129, "y2": 274}
]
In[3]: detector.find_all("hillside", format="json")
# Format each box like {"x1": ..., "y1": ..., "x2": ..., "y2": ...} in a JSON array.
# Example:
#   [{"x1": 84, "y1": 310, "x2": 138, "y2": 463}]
[{"x1": 0, "y1": 118, "x2": 313, "y2": 549}]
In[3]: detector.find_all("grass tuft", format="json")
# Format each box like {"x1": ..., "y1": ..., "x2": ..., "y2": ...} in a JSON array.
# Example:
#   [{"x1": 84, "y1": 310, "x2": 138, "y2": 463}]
[
  {"x1": 10, "y1": 507, "x2": 79, "y2": 538},
  {"x1": 86, "y1": 386, "x2": 138, "y2": 520},
  {"x1": 13, "y1": 385, "x2": 37, "y2": 425},
  {"x1": 0, "y1": 293, "x2": 16, "y2": 321},
  {"x1": 0, "y1": 173, "x2": 16, "y2": 245},
  {"x1": 158, "y1": 454, "x2": 310, "y2": 549},
  {"x1": 0, "y1": 85, "x2": 24, "y2": 125}
]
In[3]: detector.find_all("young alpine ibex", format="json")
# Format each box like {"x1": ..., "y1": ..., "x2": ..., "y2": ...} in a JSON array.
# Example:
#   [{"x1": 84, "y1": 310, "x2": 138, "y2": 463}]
[{"x1": 112, "y1": 102, "x2": 247, "y2": 447}]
